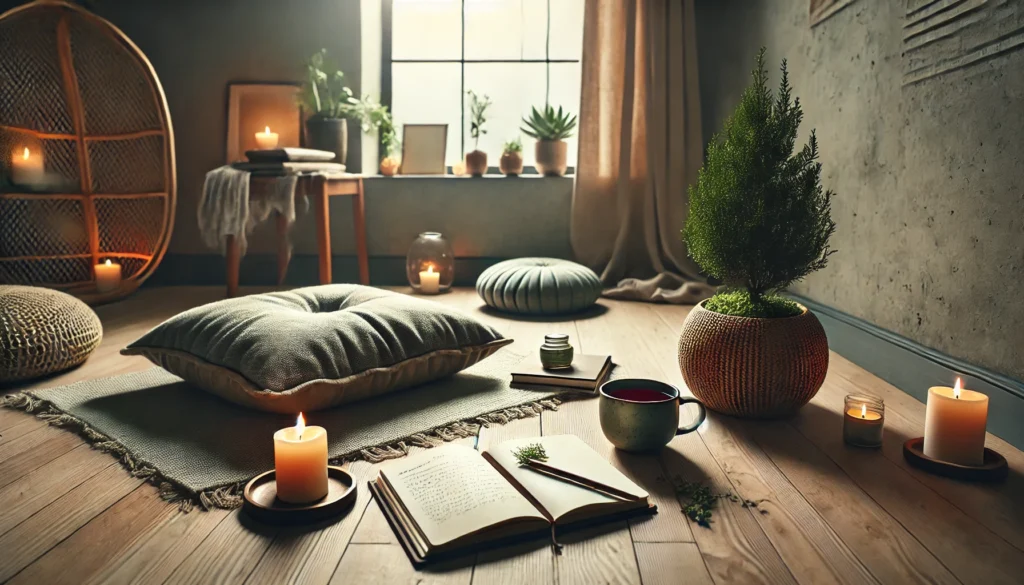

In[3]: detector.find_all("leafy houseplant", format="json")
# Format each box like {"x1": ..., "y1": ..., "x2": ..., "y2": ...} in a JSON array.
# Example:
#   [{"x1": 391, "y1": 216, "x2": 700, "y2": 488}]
[
  {"x1": 521, "y1": 105, "x2": 577, "y2": 176},
  {"x1": 465, "y1": 90, "x2": 492, "y2": 176},
  {"x1": 677, "y1": 48, "x2": 836, "y2": 418},
  {"x1": 349, "y1": 97, "x2": 400, "y2": 176},
  {"x1": 499, "y1": 137, "x2": 523, "y2": 176},
  {"x1": 301, "y1": 49, "x2": 357, "y2": 164}
]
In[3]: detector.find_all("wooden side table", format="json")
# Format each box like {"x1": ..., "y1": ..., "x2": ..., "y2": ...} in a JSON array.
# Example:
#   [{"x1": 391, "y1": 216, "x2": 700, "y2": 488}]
[{"x1": 225, "y1": 173, "x2": 369, "y2": 297}]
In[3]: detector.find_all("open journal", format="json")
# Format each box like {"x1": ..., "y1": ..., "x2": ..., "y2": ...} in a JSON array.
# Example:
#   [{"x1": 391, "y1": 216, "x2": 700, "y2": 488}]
[{"x1": 368, "y1": 435, "x2": 654, "y2": 565}]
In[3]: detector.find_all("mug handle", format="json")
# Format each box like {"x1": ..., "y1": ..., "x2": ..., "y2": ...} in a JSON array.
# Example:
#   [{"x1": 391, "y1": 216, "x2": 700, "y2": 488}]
[{"x1": 677, "y1": 397, "x2": 706, "y2": 435}]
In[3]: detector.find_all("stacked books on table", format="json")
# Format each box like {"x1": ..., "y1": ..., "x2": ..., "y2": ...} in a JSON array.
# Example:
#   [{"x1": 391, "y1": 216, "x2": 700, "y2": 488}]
[
  {"x1": 233, "y1": 147, "x2": 346, "y2": 174},
  {"x1": 511, "y1": 354, "x2": 613, "y2": 392},
  {"x1": 369, "y1": 435, "x2": 654, "y2": 565}
]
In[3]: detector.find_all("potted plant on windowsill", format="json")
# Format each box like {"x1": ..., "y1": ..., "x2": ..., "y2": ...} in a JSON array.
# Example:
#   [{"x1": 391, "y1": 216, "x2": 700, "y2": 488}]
[
  {"x1": 349, "y1": 97, "x2": 400, "y2": 176},
  {"x1": 678, "y1": 48, "x2": 837, "y2": 419},
  {"x1": 465, "y1": 90, "x2": 491, "y2": 177},
  {"x1": 521, "y1": 104, "x2": 576, "y2": 177},
  {"x1": 499, "y1": 137, "x2": 523, "y2": 176},
  {"x1": 301, "y1": 49, "x2": 356, "y2": 164}
]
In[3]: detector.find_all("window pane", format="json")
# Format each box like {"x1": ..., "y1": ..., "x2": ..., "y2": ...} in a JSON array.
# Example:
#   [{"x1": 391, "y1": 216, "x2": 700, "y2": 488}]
[
  {"x1": 464, "y1": 0, "x2": 526, "y2": 60},
  {"x1": 464, "y1": 63, "x2": 547, "y2": 167},
  {"x1": 391, "y1": 63, "x2": 462, "y2": 166},
  {"x1": 547, "y1": 63, "x2": 582, "y2": 167},
  {"x1": 548, "y1": 0, "x2": 584, "y2": 59},
  {"x1": 392, "y1": 0, "x2": 462, "y2": 60}
]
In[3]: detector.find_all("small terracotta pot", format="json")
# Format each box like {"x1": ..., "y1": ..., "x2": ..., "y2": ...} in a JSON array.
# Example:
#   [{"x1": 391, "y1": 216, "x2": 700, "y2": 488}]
[
  {"x1": 677, "y1": 300, "x2": 829, "y2": 418},
  {"x1": 499, "y1": 151, "x2": 524, "y2": 176},
  {"x1": 379, "y1": 156, "x2": 399, "y2": 177},
  {"x1": 465, "y1": 150, "x2": 488, "y2": 176},
  {"x1": 535, "y1": 140, "x2": 567, "y2": 176}
]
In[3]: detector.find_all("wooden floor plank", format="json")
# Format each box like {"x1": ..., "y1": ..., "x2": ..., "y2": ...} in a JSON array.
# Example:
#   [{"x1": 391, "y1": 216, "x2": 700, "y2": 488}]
[
  {"x1": 9, "y1": 485, "x2": 174, "y2": 585},
  {"x1": 163, "y1": 511, "x2": 278, "y2": 585},
  {"x1": 635, "y1": 542, "x2": 714, "y2": 585},
  {"x1": 86, "y1": 507, "x2": 232, "y2": 585},
  {"x1": 330, "y1": 543, "x2": 473, "y2": 585},
  {"x1": 0, "y1": 444, "x2": 114, "y2": 537},
  {"x1": 555, "y1": 521, "x2": 641, "y2": 585},
  {"x1": 0, "y1": 415, "x2": 44, "y2": 445},
  {"x1": 0, "y1": 407, "x2": 37, "y2": 433},
  {"x1": 0, "y1": 425, "x2": 84, "y2": 489},
  {"x1": 0, "y1": 463, "x2": 142, "y2": 583}
]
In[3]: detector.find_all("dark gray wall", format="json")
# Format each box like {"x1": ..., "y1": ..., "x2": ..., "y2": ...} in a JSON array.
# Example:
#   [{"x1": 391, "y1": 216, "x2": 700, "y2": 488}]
[{"x1": 696, "y1": 0, "x2": 1024, "y2": 380}]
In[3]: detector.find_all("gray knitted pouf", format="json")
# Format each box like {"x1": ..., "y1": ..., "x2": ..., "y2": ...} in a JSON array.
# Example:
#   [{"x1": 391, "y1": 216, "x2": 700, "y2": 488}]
[
  {"x1": 476, "y1": 258, "x2": 603, "y2": 315},
  {"x1": 1, "y1": 286, "x2": 103, "y2": 383}
]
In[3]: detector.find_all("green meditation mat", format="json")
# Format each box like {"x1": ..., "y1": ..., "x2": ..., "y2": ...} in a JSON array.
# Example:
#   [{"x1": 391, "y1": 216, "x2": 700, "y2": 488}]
[{"x1": 2, "y1": 348, "x2": 574, "y2": 510}]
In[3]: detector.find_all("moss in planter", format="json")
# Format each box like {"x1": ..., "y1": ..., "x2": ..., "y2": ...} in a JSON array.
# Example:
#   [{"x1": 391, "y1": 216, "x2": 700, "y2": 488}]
[{"x1": 705, "y1": 290, "x2": 801, "y2": 319}]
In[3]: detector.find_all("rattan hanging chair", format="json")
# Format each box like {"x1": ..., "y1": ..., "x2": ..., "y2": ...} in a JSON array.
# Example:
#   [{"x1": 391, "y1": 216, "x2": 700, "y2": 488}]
[{"x1": 0, "y1": 0, "x2": 176, "y2": 304}]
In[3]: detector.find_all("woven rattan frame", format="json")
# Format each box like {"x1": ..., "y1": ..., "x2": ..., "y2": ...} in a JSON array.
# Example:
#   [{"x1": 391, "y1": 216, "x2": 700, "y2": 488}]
[{"x1": 0, "y1": 0, "x2": 176, "y2": 304}]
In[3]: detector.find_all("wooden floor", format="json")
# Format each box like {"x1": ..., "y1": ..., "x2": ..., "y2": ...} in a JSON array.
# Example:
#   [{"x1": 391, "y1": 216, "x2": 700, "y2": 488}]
[{"x1": 1, "y1": 287, "x2": 1023, "y2": 585}]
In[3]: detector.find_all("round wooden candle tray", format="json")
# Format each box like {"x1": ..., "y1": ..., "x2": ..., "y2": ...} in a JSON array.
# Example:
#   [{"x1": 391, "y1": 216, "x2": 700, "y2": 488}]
[
  {"x1": 243, "y1": 465, "x2": 357, "y2": 524},
  {"x1": 903, "y1": 437, "x2": 1008, "y2": 482}
]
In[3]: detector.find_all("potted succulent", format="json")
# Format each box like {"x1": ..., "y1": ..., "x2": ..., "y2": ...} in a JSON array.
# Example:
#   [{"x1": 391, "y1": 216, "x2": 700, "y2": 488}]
[
  {"x1": 678, "y1": 49, "x2": 837, "y2": 419},
  {"x1": 301, "y1": 49, "x2": 357, "y2": 164},
  {"x1": 499, "y1": 137, "x2": 524, "y2": 176},
  {"x1": 521, "y1": 104, "x2": 577, "y2": 176},
  {"x1": 465, "y1": 90, "x2": 491, "y2": 176}
]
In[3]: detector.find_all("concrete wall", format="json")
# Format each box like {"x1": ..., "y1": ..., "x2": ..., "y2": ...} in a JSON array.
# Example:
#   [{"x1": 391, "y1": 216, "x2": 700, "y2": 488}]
[{"x1": 696, "y1": 0, "x2": 1024, "y2": 379}]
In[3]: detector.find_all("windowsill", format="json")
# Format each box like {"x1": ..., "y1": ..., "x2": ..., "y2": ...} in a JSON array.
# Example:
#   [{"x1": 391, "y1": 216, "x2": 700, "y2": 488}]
[{"x1": 364, "y1": 173, "x2": 574, "y2": 180}]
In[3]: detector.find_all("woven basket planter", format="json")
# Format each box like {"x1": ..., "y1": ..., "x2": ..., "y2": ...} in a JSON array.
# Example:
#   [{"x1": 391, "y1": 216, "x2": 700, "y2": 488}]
[
  {"x1": 677, "y1": 299, "x2": 829, "y2": 418},
  {"x1": 1, "y1": 285, "x2": 103, "y2": 383}
]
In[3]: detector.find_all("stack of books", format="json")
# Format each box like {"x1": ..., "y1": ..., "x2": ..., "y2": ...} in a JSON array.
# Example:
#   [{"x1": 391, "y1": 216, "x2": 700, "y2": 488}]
[
  {"x1": 511, "y1": 354, "x2": 613, "y2": 392},
  {"x1": 234, "y1": 147, "x2": 346, "y2": 174}
]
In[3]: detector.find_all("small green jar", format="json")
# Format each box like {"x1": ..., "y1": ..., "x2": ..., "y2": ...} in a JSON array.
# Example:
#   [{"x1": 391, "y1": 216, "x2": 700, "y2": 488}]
[{"x1": 540, "y1": 334, "x2": 574, "y2": 369}]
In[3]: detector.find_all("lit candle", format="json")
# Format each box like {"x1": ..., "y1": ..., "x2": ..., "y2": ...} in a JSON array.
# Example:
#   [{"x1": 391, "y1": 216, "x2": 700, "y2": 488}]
[
  {"x1": 11, "y1": 147, "x2": 44, "y2": 186},
  {"x1": 418, "y1": 264, "x2": 440, "y2": 294},
  {"x1": 451, "y1": 161, "x2": 467, "y2": 176},
  {"x1": 273, "y1": 413, "x2": 328, "y2": 503},
  {"x1": 923, "y1": 378, "x2": 988, "y2": 466},
  {"x1": 94, "y1": 259, "x2": 122, "y2": 293},
  {"x1": 843, "y1": 394, "x2": 884, "y2": 448},
  {"x1": 255, "y1": 126, "x2": 279, "y2": 149}
]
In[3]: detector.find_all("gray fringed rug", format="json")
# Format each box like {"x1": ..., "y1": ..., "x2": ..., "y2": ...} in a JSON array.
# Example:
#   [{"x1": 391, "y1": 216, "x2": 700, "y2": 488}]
[{"x1": 1, "y1": 349, "x2": 580, "y2": 511}]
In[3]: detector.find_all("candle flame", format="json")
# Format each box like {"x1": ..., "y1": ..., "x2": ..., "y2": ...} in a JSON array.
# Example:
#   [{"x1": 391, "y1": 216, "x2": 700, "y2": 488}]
[
  {"x1": 954, "y1": 377, "x2": 962, "y2": 399},
  {"x1": 264, "y1": 126, "x2": 270, "y2": 134},
  {"x1": 427, "y1": 264, "x2": 435, "y2": 274},
  {"x1": 104, "y1": 259, "x2": 112, "y2": 266},
  {"x1": 22, "y1": 147, "x2": 29, "y2": 160},
  {"x1": 295, "y1": 412, "x2": 306, "y2": 439},
  {"x1": 860, "y1": 403, "x2": 867, "y2": 418}
]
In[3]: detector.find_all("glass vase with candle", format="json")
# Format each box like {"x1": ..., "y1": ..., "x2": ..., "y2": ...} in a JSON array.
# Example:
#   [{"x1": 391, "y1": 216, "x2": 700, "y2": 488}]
[
  {"x1": 406, "y1": 232, "x2": 454, "y2": 294},
  {"x1": 843, "y1": 394, "x2": 884, "y2": 448}
]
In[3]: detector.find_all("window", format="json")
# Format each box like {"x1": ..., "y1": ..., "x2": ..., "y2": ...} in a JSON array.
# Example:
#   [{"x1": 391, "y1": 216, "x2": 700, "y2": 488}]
[{"x1": 386, "y1": 0, "x2": 584, "y2": 171}]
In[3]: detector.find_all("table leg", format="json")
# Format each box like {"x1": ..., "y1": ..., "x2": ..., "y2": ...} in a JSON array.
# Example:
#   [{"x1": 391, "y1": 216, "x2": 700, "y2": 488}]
[
  {"x1": 314, "y1": 177, "x2": 332, "y2": 285},
  {"x1": 353, "y1": 178, "x2": 370, "y2": 285},
  {"x1": 225, "y1": 234, "x2": 240, "y2": 298},
  {"x1": 275, "y1": 212, "x2": 290, "y2": 286}
]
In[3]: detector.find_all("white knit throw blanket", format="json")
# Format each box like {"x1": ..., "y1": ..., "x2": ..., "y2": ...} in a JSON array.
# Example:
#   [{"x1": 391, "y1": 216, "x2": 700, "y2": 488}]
[{"x1": 198, "y1": 166, "x2": 302, "y2": 257}]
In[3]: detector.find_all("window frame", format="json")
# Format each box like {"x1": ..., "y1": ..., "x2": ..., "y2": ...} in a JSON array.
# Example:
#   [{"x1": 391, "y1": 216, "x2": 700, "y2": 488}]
[{"x1": 381, "y1": 0, "x2": 580, "y2": 175}]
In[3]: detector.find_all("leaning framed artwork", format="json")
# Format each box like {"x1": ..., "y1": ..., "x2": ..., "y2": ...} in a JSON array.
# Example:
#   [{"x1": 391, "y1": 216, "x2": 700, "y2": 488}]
[
  {"x1": 400, "y1": 124, "x2": 448, "y2": 175},
  {"x1": 225, "y1": 82, "x2": 303, "y2": 163}
]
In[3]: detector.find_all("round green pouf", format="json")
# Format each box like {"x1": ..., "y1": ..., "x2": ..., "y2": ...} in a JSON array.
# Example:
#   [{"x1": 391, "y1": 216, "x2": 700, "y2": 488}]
[{"x1": 476, "y1": 258, "x2": 603, "y2": 315}]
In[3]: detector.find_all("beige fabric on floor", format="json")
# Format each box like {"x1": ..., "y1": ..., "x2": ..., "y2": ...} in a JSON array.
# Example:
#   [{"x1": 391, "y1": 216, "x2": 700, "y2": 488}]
[{"x1": 571, "y1": 0, "x2": 715, "y2": 304}]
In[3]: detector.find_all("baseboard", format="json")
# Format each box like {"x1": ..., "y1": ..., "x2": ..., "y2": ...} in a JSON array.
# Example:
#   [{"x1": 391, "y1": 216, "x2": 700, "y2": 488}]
[
  {"x1": 792, "y1": 294, "x2": 1024, "y2": 450},
  {"x1": 146, "y1": 254, "x2": 512, "y2": 288}
]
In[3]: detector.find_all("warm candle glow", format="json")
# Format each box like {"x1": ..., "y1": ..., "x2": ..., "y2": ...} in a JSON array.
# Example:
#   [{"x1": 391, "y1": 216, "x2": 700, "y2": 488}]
[
  {"x1": 295, "y1": 412, "x2": 306, "y2": 439},
  {"x1": 22, "y1": 147, "x2": 29, "y2": 160},
  {"x1": 860, "y1": 403, "x2": 866, "y2": 418},
  {"x1": 954, "y1": 377, "x2": 962, "y2": 399},
  {"x1": 104, "y1": 259, "x2": 111, "y2": 267},
  {"x1": 426, "y1": 264, "x2": 435, "y2": 274},
  {"x1": 264, "y1": 126, "x2": 270, "y2": 134}
]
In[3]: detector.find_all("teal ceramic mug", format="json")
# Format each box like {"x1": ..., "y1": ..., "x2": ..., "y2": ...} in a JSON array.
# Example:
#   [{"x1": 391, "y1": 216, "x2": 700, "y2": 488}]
[{"x1": 599, "y1": 378, "x2": 707, "y2": 452}]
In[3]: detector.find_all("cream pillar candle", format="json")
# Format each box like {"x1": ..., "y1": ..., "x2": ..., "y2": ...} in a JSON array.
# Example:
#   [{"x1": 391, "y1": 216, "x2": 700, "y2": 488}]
[
  {"x1": 273, "y1": 413, "x2": 329, "y2": 503},
  {"x1": 11, "y1": 146, "x2": 44, "y2": 185},
  {"x1": 923, "y1": 378, "x2": 989, "y2": 466},
  {"x1": 94, "y1": 259, "x2": 122, "y2": 293},
  {"x1": 419, "y1": 264, "x2": 440, "y2": 294},
  {"x1": 255, "y1": 126, "x2": 279, "y2": 149}
]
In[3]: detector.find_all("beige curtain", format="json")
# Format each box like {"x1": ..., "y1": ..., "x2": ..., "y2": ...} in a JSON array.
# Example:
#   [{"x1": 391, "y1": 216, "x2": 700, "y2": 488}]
[{"x1": 571, "y1": 0, "x2": 714, "y2": 304}]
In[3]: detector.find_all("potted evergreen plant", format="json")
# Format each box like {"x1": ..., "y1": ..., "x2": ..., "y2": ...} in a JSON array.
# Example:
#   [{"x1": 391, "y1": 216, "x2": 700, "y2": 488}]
[
  {"x1": 465, "y1": 90, "x2": 491, "y2": 176},
  {"x1": 521, "y1": 104, "x2": 576, "y2": 176},
  {"x1": 679, "y1": 49, "x2": 837, "y2": 418},
  {"x1": 301, "y1": 49, "x2": 356, "y2": 164},
  {"x1": 499, "y1": 137, "x2": 523, "y2": 176}
]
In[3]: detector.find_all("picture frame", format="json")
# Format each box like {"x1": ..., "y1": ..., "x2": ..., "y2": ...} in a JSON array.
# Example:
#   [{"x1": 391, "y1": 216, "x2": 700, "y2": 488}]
[
  {"x1": 226, "y1": 82, "x2": 303, "y2": 164},
  {"x1": 400, "y1": 124, "x2": 448, "y2": 175}
]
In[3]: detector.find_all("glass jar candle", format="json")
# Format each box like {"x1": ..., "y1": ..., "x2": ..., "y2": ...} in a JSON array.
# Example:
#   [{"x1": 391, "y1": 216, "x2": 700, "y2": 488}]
[
  {"x1": 540, "y1": 334, "x2": 574, "y2": 370},
  {"x1": 843, "y1": 394, "x2": 884, "y2": 448},
  {"x1": 406, "y1": 232, "x2": 454, "y2": 294}
]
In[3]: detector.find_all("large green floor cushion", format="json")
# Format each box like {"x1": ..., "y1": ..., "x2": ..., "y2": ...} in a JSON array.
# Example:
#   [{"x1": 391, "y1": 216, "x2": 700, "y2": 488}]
[
  {"x1": 123, "y1": 285, "x2": 512, "y2": 413},
  {"x1": 1, "y1": 286, "x2": 103, "y2": 383},
  {"x1": 476, "y1": 258, "x2": 603, "y2": 315}
]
